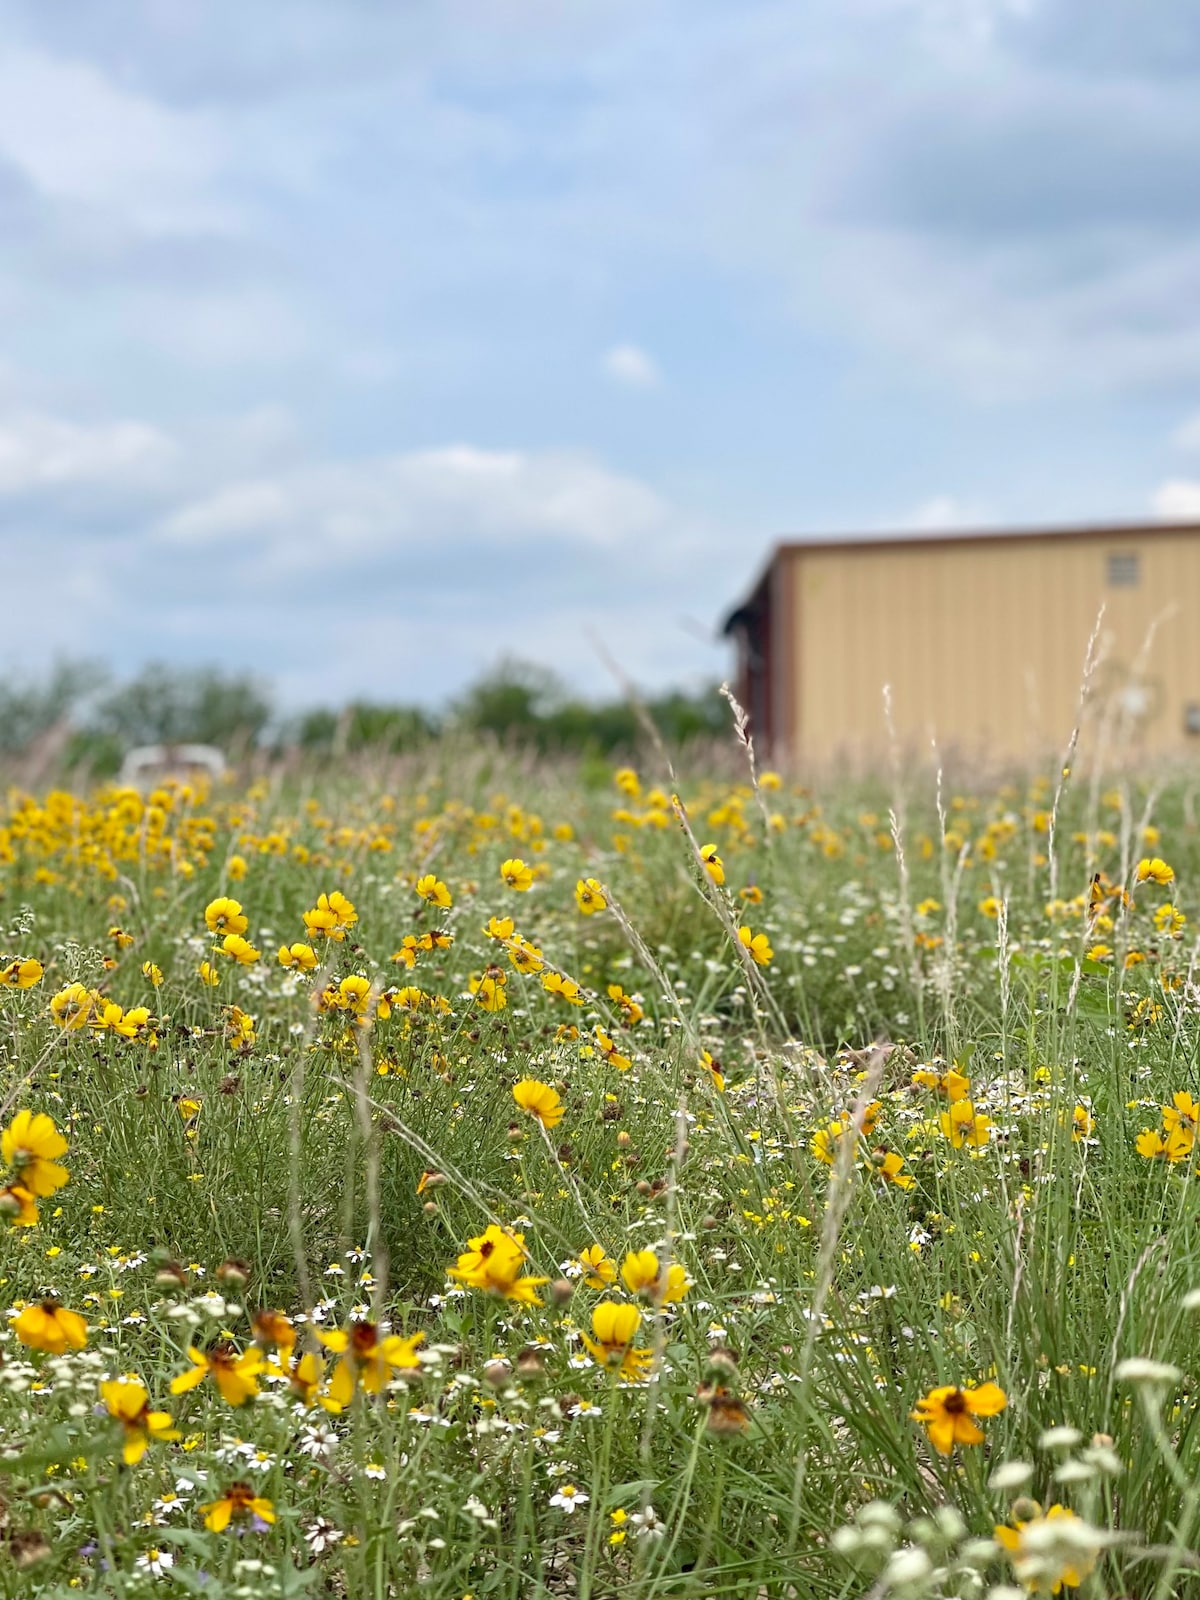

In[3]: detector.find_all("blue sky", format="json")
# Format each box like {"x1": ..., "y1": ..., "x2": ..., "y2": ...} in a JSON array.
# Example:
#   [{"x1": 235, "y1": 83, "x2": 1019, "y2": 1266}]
[{"x1": 5, "y1": 0, "x2": 1200, "y2": 708}]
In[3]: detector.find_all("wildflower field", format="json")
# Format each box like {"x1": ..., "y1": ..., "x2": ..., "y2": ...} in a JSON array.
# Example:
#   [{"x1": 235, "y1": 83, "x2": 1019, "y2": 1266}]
[{"x1": 6, "y1": 743, "x2": 1200, "y2": 1599}]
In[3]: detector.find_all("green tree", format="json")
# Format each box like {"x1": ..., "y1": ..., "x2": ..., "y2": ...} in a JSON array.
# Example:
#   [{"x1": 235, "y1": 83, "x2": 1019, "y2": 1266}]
[{"x1": 91, "y1": 664, "x2": 273, "y2": 750}]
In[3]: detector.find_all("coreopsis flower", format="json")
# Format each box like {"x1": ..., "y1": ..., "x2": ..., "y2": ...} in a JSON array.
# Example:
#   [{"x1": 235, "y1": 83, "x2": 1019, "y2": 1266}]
[
  {"x1": 220, "y1": 934, "x2": 261, "y2": 966},
  {"x1": 912, "y1": 1066, "x2": 971, "y2": 1101},
  {"x1": 581, "y1": 1302, "x2": 652, "y2": 1382},
  {"x1": 200, "y1": 1481, "x2": 275, "y2": 1534},
  {"x1": 593, "y1": 1028, "x2": 631, "y2": 1071},
  {"x1": 225, "y1": 1007, "x2": 256, "y2": 1048},
  {"x1": 1136, "y1": 1126, "x2": 1191, "y2": 1163},
  {"x1": 198, "y1": 960, "x2": 221, "y2": 987},
  {"x1": 1155, "y1": 903, "x2": 1187, "y2": 937},
  {"x1": 576, "y1": 878, "x2": 607, "y2": 915},
  {"x1": 1070, "y1": 1105, "x2": 1095, "y2": 1141},
  {"x1": 1161, "y1": 1091, "x2": 1199, "y2": 1143},
  {"x1": 506, "y1": 935, "x2": 545, "y2": 975},
  {"x1": 205, "y1": 898, "x2": 248, "y2": 936},
  {"x1": 415, "y1": 874, "x2": 452, "y2": 908},
  {"x1": 620, "y1": 1249, "x2": 689, "y2": 1305},
  {"x1": 912, "y1": 1381, "x2": 1006, "y2": 1454},
  {"x1": 1136, "y1": 857, "x2": 1175, "y2": 886},
  {"x1": 0, "y1": 957, "x2": 43, "y2": 988},
  {"x1": 699, "y1": 844, "x2": 725, "y2": 885},
  {"x1": 939, "y1": 1099, "x2": 993, "y2": 1149},
  {"x1": 14, "y1": 1298, "x2": 88, "y2": 1353},
  {"x1": 108, "y1": 926, "x2": 135, "y2": 951},
  {"x1": 251, "y1": 1310, "x2": 296, "y2": 1357},
  {"x1": 614, "y1": 767, "x2": 640, "y2": 798},
  {"x1": 500, "y1": 858, "x2": 534, "y2": 892},
  {"x1": 100, "y1": 1376, "x2": 180, "y2": 1465},
  {"x1": 607, "y1": 984, "x2": 644, "y2": 1025},
  {"x1": 92, "y1": 1001, "x2": 155, "y2": 1041},
  {"x1": 449, "y1": 1224, "x2": 548, "y2": 1305},
  {"x1": 542, "y1": 971, "x2": 584, "y2": 1005},
  {"x1": 228, "y1": 854, "x2": 248, "y2": 881},
  {"x1": 871, "y1": 1149, "x2": 916, "y2": 1190},
  {"x1": 484, "y1": 916, "x2": 515, "y2": 940},
  {"x1": 0, "y1": 1184, "x2": 39, "y2": 1226},
  {"x1": 48, "y1": 981, "x2": 95, "y2": 1030},
  {"x1": 470, "y1": 973, "x2": 507, "y2": 1012},
  {"x1": 142, "y1": 961, "x2": 163, "y2": 986},
  {"x1": 389, "y1": 985, "x2": 425, "y2": 1013},
  {"x1": 269, "y1": 1348, "x2": 333, "y2": 1410},
  {"x1": 318, "y1": 1321, "x2": 425, "y2": 1404},
  {"x1": 3, "y1": 1110, "x2": 69, "y2": 1196},
  {"x1": 278, "y1": 942, "x2": 318, "y2": 972},
  {"x1": 512, "y1": 1079, "x2": 565, "y2": 1130},
  {"x1": 699, "y1": 1051, "x2": 725, "y2": 1091},
  {"x1": 170, "y1": 1341, "x2": 265, "y2": 1407},
  {"x1": 737, "y1": 926, "x2": 774, "y2": 966},
  {"x1": 858, "y1": 1099, "x2": 883, "y2": 1137},
  {"x1": 325, "y1": 974, "x2": 376, "y2": 1019},
  {"x1": 577, "y1": 1245, "x2": 617, "y2": 1289},
  {"x1": 1128, "y1": 997, "x2": 1164, "y2": 1029},
  {"x1": 303, "y1": 891, "x2": 358, "y2": 941},
  {"x1": 995, "y1": 1502, "x2": 1100, "y2": 1594},
  {"x1": 810, "y1": 1117, "x2": 854, "y2": 1166}
]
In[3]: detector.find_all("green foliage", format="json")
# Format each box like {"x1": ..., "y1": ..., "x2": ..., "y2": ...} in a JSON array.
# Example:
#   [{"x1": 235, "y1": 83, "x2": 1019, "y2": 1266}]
[
  {"x1": 90, "y1": 663, "x2": 274, "y2": 751},
  {"x1": 6, "y1": 658, "x2": 726, "y2": 780},
  {"x1": 0, "y1": 658, "x2": 105, "y2": 754},
  {"x1": 450, "y1": 655, "x2": 727, "y2": 753},
  {"x1": 7, "y1": 758, "x2": 1200, "y2": 1595}
]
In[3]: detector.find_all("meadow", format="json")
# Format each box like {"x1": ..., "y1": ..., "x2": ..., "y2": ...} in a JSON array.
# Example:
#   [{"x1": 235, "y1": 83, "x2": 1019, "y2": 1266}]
[{"x1": 3, "y1": 732, "x2": 1200, "y2": 1598}]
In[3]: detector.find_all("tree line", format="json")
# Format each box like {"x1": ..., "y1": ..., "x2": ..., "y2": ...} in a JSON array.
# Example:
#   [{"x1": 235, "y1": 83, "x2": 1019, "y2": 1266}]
[{"x1": 0, "y1": 658, "x2": 728, "y2": 774}]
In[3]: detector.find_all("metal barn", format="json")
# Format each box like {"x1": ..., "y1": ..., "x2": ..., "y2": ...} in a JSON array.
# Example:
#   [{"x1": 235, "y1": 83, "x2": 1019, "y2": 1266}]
[{"x1": 723, "y1": 523, "x2": 1200, "y2": 764}]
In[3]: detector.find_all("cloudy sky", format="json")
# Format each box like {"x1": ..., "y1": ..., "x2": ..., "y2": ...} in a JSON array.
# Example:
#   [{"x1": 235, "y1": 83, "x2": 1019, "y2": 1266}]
[{"x1": 5, "y1": 0, "x2": 1200, "y2": 708}]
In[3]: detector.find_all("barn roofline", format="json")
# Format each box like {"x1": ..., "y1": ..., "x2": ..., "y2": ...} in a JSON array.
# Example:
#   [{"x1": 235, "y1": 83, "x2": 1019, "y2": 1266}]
[{"x1": 720, "y1": 516, "x2": 1200, "y2": 635}]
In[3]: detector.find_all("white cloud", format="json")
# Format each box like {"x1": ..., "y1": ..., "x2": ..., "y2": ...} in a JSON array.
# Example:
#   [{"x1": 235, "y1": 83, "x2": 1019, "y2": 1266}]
[
  {"x1": 0, "y1": 411, "x2": 175, "y2": 495},
  {"x1": 1152, "y1": 479, "x2": 1200, "y2": 520},
  {"x1": 0, "y1": 45, "x2": 227, "y2": 229},
  {"x1": 899, "y1": 494, "x2": 990, "y2": 532},
  {"x1": 157, "y1": 444, "x2": 675, "y2": 560},
  {"x1": 602, "y1": 343, "x2": 661, "y2": 389}
]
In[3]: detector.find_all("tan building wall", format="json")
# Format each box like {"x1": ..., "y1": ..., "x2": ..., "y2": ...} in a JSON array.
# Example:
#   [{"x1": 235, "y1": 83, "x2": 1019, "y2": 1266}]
[{"x1": 764, "y1": 527, "x2": 1200, "y2": 764}]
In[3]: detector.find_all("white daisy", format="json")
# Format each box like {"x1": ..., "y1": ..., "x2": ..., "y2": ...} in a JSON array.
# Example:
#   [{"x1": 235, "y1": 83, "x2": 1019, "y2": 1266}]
[{"x1": 136, "y1": 1548, "x2": 175, "y2": 1576}]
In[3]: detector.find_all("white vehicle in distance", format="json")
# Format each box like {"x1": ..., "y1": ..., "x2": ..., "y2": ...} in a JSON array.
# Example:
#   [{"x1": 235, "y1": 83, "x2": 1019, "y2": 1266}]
[{"x1": 117, "y1": 743, "x2": 227, "y2": 793}]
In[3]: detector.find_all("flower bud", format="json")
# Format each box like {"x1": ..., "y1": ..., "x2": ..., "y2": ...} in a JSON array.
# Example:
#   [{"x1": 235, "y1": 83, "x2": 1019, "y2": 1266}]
[
  {"x1": 11, "y1": 1531, "x2": 51, "y2": 1569},
  {"x1": 515, "y1": 1346, "x2": 545, "y2": 1377}
]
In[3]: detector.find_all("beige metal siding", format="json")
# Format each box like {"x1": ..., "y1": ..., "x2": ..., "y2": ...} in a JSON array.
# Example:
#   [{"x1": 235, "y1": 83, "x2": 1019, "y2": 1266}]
[{"x1": 789, "y1": 533, "x2": 1200, "y2": 762}]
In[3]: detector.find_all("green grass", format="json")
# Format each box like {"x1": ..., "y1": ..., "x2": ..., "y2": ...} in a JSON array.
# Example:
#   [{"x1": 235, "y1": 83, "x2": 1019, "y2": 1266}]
[{"x1": 1, "y1": 754, "x2": 1199, "y2": 1597}]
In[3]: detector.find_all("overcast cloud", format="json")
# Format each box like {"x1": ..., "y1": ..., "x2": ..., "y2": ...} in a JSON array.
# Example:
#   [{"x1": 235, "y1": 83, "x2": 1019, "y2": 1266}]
[{"x1": 3, "y1": 0, "x2": 1199, "y2": 706}]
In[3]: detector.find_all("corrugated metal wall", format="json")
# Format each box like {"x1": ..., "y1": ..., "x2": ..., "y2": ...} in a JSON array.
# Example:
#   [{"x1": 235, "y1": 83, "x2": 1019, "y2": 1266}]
[{"x1": 788, "y1": 532, "x2": 1200, "y2": 763}]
